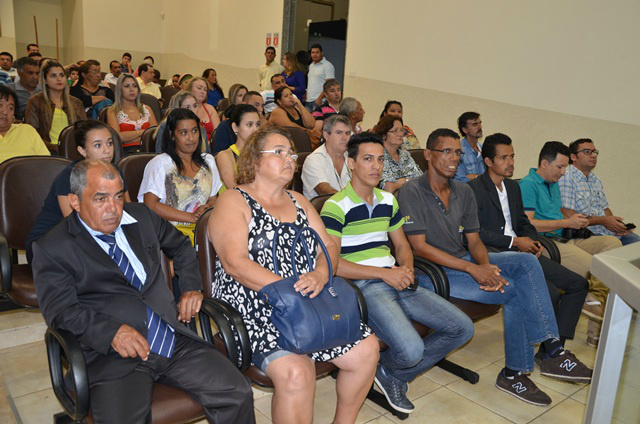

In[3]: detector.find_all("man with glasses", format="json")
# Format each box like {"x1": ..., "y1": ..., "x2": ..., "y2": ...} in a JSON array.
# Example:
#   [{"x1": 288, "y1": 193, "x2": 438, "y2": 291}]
[
  {"x1": 454, "y1": 111, "x2": 485, "y2": 182},
  {"x1": 519, "y1": 141, "x2": 622, "y2": 347},
  {"x1": 560, "y1": 138, "x2": 639, "y2": 246},
  {"x1": 302, "y1": 114, "x2": 352, "y2": 199},
  {"x1": 398, "y1": 129, "x2": 592, "y2": 406}
]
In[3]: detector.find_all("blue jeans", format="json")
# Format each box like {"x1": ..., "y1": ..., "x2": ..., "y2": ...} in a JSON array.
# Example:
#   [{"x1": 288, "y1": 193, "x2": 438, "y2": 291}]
[
  {"x1": 618, "y1": 232, "x2": 640, "y2": 246},
  {"x1": 353, "y1": 279, "x2": 473, "y2": 383},
  {"x1": 417, "y1": 251, "x2": 559, "y2": 373}
]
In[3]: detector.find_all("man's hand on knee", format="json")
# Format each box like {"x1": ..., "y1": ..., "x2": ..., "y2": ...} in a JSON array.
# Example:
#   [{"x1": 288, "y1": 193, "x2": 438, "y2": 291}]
[
  {"x1": 111, "y1": 324, "x2": 150, "y2": 360},
  {"x1": 178, "y1": 290, "x2": 203, "y2": 323},
  {"x1": 469, "y1": 263, "x2": 508, "y2": 293}
]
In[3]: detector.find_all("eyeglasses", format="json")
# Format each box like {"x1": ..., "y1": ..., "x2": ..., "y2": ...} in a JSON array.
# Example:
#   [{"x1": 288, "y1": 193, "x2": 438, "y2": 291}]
[
  {"x1": 575, "y1": 148, "x2": 599, "y2": 156},
  {"x1": 260, "y1": 149, "x2": 298, "y2": 160},
  {"x1": 428, "y1": 148, "x2": 465, "y2": 157}
]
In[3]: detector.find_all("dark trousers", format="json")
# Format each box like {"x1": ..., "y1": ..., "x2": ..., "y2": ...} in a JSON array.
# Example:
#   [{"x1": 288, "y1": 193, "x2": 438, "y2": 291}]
[
  {"x1": 538, "y1": 255, "x2": 589, "y2": 340},
  {"x1": 90, "y1": 335, "x2": 255, "y2": 424}
]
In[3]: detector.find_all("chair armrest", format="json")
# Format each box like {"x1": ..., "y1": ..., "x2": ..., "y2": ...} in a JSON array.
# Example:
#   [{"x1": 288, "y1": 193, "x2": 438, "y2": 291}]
[
  {"x1": 414, "y1": 256, "x2": 450, "y2": 300},
  {"x1": 45, "y1": 327, "x2": 89, "y2": 421},
  {"x1": 342, "y1": 278, "x2": 368, "y2": 325},
  {"x1": 0, "y1": 231, "x2": 11, "y2": 294},
  {"x1": 538, "y1": 235, "x2": 561, "y2": 264},
  {"x1": 199, "y1": 298, "x2": 251, "y2": 372}
]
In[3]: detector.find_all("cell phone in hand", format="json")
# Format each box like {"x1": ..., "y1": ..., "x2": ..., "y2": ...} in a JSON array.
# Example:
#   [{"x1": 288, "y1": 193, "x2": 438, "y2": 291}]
[{"x1": 625, "y1": 223, "x2": 636, "y2": 230}]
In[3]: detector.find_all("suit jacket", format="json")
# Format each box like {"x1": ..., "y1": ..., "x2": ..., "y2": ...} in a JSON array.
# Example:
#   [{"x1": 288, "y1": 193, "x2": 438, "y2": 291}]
[
  {"x1": 33, "y1": 203, "x2": 204, "y2": 384},
  {"x1": 468, "y1": 172, "x2": 538, "y2": 250}
]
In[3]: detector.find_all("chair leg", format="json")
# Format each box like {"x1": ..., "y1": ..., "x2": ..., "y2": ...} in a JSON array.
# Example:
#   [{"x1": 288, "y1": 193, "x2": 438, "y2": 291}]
[
  {"x1": 53, "y1": 411, "x2": 79, "y2": 424},
  {"x1": 436, "y1": 359, "x2": 479, "y2": 384},
  {"x1": 366, "y1": 385, "x2": 409, "y2": 420}
]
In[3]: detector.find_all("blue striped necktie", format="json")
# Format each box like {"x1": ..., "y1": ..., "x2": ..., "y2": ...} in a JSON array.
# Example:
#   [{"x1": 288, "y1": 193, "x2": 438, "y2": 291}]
[{"x1": 96, "y1": 233, "x2": 175, "y2": 358}]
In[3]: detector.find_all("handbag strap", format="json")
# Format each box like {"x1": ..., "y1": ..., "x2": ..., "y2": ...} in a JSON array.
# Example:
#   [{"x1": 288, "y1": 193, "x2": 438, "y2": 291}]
[{"x1": 271, "y1": 223, "x2": 334, "y2": 290}]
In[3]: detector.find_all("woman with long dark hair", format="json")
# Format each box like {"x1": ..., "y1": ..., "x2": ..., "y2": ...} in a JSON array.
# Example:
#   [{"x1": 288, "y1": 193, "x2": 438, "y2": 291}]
[
  {"x1": 203, "y1": 68, "x2": 225, "y2": 108},
  {"x1": 138, "y1": 108, "x2": 221, "y2": 244},
  {"x1": 24, "y1": 59, "x2": 86, "y2": 146}
]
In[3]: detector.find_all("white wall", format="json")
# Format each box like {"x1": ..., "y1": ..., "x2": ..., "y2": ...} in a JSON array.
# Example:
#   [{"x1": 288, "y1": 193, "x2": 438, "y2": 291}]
[
  {"x1": 345, "y1": 0, "x2": 640, "y2": 223},
  {"x1": 346, "y1": 0, "x2": 640, "y2": 126}
]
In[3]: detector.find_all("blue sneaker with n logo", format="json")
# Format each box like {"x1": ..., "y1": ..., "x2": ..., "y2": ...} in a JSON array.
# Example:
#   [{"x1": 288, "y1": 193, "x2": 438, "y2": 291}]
[
  {"x1": 540, "y1": 350, "x2": 592, "y2": 382},
  {"x1": 496, "y1": 372, "x2": 552, "y2": 406}
]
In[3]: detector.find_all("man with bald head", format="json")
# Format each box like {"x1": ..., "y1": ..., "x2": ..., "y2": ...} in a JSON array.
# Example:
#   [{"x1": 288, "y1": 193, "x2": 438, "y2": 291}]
[{"x1": 33, "y1": 160, "x2": 254, "y2": 423}]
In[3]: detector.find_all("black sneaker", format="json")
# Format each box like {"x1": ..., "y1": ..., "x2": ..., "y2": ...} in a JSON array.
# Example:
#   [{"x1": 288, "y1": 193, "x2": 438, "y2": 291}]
[
  {"x1": 374, "y1": 364, "x2": 415, "y2": 414},
  {"x1": 496, "y1": 372, "x2": 552, "y2": 406},
  {"x1": 540, "y1": 350, "x2": 592, "y2": 382}
]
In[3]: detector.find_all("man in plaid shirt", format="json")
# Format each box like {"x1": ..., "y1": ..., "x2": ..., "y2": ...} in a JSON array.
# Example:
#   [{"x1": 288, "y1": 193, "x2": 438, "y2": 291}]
[{"x1": 559, "y1": 138, "x2": 639, "y2": 246}]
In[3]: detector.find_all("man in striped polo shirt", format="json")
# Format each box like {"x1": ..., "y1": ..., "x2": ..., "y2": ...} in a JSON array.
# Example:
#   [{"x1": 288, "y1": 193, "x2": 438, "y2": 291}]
[{"x1": 320, "y1": 133, "x2": 474, "y2": 414}]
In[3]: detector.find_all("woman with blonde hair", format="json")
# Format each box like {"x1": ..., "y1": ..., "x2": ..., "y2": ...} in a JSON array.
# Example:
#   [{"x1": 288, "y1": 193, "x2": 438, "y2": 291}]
[
  {"x1": 210, "y1": 126, "x2": 379, "y2": 423},
  {"x1": 186, "y1": 76, "x2": 220, "y2": 142},
  {"x1": 106, "y1": 73, "x2": 158, "y2": 152},
  {"x1": 24, "y1": 59, "x2": 86, "y2": 146},
  {"x1": 281, "y1": 51, "x2": 306, "y2": 100}
]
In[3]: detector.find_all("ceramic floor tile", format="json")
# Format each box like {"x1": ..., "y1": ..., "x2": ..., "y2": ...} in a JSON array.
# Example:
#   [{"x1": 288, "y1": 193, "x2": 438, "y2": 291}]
[
  {"x1": 422, "y1": 364, "x2": 464, "y2": 386},
  {"x1": 0, "y1": 370, "x2": 18, "y2": 424},
  {"x1": 361, "y1": 416, "x2": 395, "y2": 423},
  {"x1": 12, "y1": 387, "x2": 61, "y2": 424},
  {"x1": 386, "y1": 386, "x2": 512, "y2": 424},
  {"x1": 528, "y1": 398, "x2": 586, "y2": 423},
  {"x1": 253, "y1": 376, "x2": 381, "y2": 424},
  {"x1": 446, "y1": 363, "x2": 565, "y2": 424},
  {"x1": 0, "y1": 309, "x2": 45, "y2": 332},
  {"x1": 611, "y1": 379, "x2": 640, "y2": 424},
  {"x1": 0, "y1": 321, "x2": 47, "y2": 351},
  {"x1": 444, "y1": 320, "x2": 506, "y2": 371},
  {"x1": 0, "y1": 341, "x2": 51, "y2": 398},
  {"x1": 570, "y1": 385, "x2": 590, "y2": 404}
]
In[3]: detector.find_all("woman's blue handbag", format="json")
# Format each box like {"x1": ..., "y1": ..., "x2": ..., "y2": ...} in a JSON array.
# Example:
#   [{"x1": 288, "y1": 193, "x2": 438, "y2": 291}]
[{"x1": 259, "y1": 223, "x2": 362, "y2": 354}]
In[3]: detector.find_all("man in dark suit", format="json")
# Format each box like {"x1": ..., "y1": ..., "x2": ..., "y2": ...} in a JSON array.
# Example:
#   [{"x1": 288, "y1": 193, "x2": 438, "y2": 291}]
[
  {"x1": 33, "y1": 160, "x2": 254, "y2": 423},
  {"x1": 468, "y1": 133, "x2": 588, "y2": 357}
]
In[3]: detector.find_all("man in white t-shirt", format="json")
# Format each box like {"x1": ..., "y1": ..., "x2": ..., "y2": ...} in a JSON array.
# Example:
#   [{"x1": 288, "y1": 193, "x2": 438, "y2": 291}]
[
  {"x1": 103, "y1": 61, "x2": 122, "y2": 86},
  {"x1": 305, "y1": 44, "x2": 335, "y2": 112},
  {"x1": 301, "y1": 114, "x2": 352, "y2": 199}
]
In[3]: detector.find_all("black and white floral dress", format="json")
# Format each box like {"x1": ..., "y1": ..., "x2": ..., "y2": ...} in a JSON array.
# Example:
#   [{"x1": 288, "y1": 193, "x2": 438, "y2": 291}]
[{"x1": 212, "y1": 188, "x2": 372, "y2": 363}]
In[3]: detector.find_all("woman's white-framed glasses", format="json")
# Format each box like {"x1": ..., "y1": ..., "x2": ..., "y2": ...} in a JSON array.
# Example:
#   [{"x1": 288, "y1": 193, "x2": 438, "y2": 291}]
[{"x1": 260, "y1": 149, "x2": 299, "y2": 160}]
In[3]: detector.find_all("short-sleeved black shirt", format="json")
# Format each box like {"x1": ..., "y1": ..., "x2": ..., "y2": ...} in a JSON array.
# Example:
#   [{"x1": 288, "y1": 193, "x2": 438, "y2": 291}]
[{"x1": 397, "y1": 172, "x2": 480, "y2": 259}]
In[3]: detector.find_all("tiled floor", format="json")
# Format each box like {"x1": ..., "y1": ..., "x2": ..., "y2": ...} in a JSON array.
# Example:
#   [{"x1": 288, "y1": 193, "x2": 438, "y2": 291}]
[{"x1": 0, "y1": 307, "x2": 632, "y2": 423}]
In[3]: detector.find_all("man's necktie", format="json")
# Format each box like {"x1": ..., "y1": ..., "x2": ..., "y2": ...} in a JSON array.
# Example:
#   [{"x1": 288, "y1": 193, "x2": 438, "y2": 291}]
[{"x1": 96, "y1": 233, "x2": 175, "y2": 358}]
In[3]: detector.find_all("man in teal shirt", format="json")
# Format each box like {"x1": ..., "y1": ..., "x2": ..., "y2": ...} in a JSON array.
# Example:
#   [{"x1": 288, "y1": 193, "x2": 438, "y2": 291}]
[{"x1": 519, "y1": 141, "x2": 621, "y2": 347}]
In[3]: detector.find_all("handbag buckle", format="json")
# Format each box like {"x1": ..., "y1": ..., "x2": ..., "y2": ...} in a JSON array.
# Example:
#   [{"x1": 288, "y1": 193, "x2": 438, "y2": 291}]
[
  {"x1": 332, "y1": 314, "x2": 341, "y2": 321},
  {"x1": 328, "y1": 287, "x2": 338, "y2": 298}
]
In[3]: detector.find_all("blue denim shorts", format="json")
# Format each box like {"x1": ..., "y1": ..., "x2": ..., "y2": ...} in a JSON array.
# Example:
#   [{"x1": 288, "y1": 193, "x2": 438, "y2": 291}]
[{"x1": 252, "y1": 349, "x2": 296, "y2": 373}]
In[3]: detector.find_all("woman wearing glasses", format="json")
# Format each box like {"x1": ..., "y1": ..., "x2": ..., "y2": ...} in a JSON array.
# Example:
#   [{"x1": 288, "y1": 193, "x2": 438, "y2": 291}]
[
  {"x1": 373, "y1": 115, "x2": 422, "y2": 193},
  {"x1": 209, "y1": 127, "x2": 378, "y2": 424},
  {"x1": 69, "y1": 60, "x2": 114, "y2": 118},
  {"x1": 138, "y1": 108, "x2": 221, "y2": 244}
]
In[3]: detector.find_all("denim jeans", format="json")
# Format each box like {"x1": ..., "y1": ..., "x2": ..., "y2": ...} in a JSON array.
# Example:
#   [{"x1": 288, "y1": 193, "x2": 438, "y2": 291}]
[
  {"x1": 417, "y1": 251, "x2": 559, "y2": 373},
  {"x1": 618, "y1": 232, "x2": 640, "y2": 246},
  {"x1": 353, "y1": 279, "x2": 474, "y2": 383}
]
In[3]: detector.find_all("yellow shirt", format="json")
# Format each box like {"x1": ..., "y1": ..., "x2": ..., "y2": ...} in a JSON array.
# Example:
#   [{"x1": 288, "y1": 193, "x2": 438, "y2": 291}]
[
  {"x1": 0, "y1": 124, "x2": 50, "y2": 163},
  {"x1": 218, "y1": 144, "x2": 240, "y2": 194},
  {"x1": 49, "y1": 108, "x2": 69, "y2": 144},
  {"x1": 136, "y1": 77, "x2": 161, "y2": 99}
]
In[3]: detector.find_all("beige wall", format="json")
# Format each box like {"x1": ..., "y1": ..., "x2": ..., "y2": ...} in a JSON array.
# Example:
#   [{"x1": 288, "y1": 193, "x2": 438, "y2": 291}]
[
  {"x1": 0, "y1": 0, "x2": 16, "y2": 53},
  {"x1": 13, "y1": 0, "x2": 64, "y2": 60},
  {"x1": 66, "y1": 0, "x2": 283, "y2": 91},
  {"x1": 345, "y1": 0, "x2": 640, "y2": 223}
]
